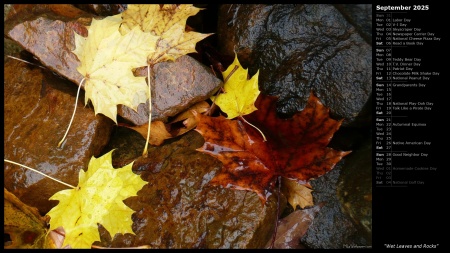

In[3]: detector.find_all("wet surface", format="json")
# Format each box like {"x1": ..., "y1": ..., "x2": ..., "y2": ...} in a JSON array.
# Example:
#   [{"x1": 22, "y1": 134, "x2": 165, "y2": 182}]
[
  {"x1": 4, "y1": 58, "x2": 113, "y2": 215},
  {"x1": 218, "y1": 4, "x2": 372, "y2": 127},
  {"x1": 337, "y1": 138, "x2": 372, "y2": 243},
  {"x1": 301, "y1": 163, "x2": 370, "y2": 248},
  {"x1": 4, "y1": 4, "x2": 222, "y2": 125},
  {"x1": 97, "y1": 131, "x2": 280, "y2": 248},
  {"x1": 4, "y1": 4, "x2": 372, "y2": 248},
  {"x1": 4, "y1": 4, "x2": 92, "y2": 84},
  {"x1": 118, "y1": 55, "x2": 222, "y2": 125}
]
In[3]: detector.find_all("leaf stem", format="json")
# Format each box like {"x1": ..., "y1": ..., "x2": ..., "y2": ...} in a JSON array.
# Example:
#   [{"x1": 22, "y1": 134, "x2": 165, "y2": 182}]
[
  {"x1": 6, "y1": 55, "x2": 47, "y2": 69},
  {"x1": 142, "y1": 65, "x2": 151, "y2": 157},
  {"x1": 58, "y1": 78, "x2": 85, "y2": 148},
  {"x1": 224, "y1": 65, "x2": 238, "y2": 83},
  {"x1": 4, "y1": 159, "x2": 76, "y2": 189},
  {"x1": 239, "y1": 116, "x2": 267, "y2": 142},
  {"x1": 206, "y1": 87, "x2": 224, "y2": 116}
]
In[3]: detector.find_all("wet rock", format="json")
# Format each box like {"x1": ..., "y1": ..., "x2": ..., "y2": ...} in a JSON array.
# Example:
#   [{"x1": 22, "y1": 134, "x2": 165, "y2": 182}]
[
  {"x1": 119, "y1": 56, "x2": 222, "y2": 125},
  {"x1": 101, "y1": 126, "x2": 146, "y2": 168},
  {"x1": 4, "y1": 4, "x2": 222, "y2": 124},
  {"x1": 74, "y1": 4, "x2": 125, "y2": 16},
  {"x1": 217, "y1": 4, "x2": 372, "y2": 127},
  {"x1": 217, "y1": 4, "x2": 272, "y2": 65},
  {"x1": 97, "y1": 130, "x2": 281, "y2": 248},
  {"x1": 337, "y1": 138, "x2": 372, "y2": 243},
  {"x1": 3, "y1": 5, "x2": 24, "y2": 59},
  {"x1": 335, "y1": 4, "x2": 372, "y2": 45},
  {"x1": 265, "y1": 204, "x2": 322, "y2": 249},
  {"x1": 3, "y1": 4, "x2": 92, "y2": 84},
  {"x1": 328, "y1": 124, "x2": 372, "y2": 153},
  {"x1": 300, "y1": 162, "x2": 370, "y2": 248},
  {"x1": 3, "y1": 58, "x2": 114, "y2": 215}
]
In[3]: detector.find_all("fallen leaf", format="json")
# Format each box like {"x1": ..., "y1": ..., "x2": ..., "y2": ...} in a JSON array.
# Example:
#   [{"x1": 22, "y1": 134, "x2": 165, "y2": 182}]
[
  {"x1": 169, "y1": 101, "x2": 210, "y2": 136},
  {"x1": 195, "y1": 113, "x2": 275, "y2": 203},
  {"x1": 73, "y1": 15, "x2": 158, "y2": 123},
  {"x1": 4, "y1": 188, "x2": 55, "y2": 249},
  {"x1": 195, "y1": 92, "x2": 350, "y2": 205},
  {"x1": 47, "y1": 227, "x2": 69, "y2": 249},
  {"x1": 120, "y1": 120, "x2": 172, "y2": 146},
  {"x1": 122, "y1": 101, "x2": 210, "y2": 146},
  {"x1": 119, "y1": 4, "x2": 211, "y2": 156},
  {"x1": 120, "y1": 4, "x2": 212, "y2": 65},
  {"x1": 46, "y1": 150, "x2": 147, "y2": 248},
  {"x1": 281, "y1": 178, "x2": 314, "y2": 210},
  {"x1": 246, "y1": 91, "x2": 351, "y2": 183},
  {"x1": 212, "y1": 52, "x2": 260, "y2": 119},
  {"x1": 265, "y1": 204, "x2": 323, "y2": 249}
]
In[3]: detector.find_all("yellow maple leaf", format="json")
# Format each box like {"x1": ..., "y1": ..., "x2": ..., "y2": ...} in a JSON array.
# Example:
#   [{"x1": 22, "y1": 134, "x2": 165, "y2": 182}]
[
  {"x1": 46, "y1": 150, "x2": 147, "y2": 249},
  {"x1": 119, "y1": 4, "x2": 211, "y2": 157},
  {"x1": 120, "y1": 4, "x2": 212, "y2": 65},
  {"x1": 281, "y1": 178, "x2": 314, "y2": 210},
  {"x1": 213, "y1": 53, "x2": 260, "y2": 119},
  {"x1": 73, "y1": 15, "x2": 158, "y2": 123}
]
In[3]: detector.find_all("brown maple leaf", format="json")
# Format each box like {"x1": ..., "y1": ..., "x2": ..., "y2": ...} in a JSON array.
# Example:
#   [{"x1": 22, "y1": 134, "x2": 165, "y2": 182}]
[
  {"x1": 195, "y1": 91, "x2": 350, "y2": 205},
  {"x1": 120, "y1": 101, "x2": 210, "y2": 146}
]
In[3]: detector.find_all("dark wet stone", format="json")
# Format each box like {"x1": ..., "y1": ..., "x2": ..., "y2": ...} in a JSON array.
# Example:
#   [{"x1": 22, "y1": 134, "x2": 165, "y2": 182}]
[
  {"x1": 217, "y1": 4, "x2": 372, "y2": 127},
  {"x1": 3, "y1": 58, "x2": 114, "y2": 215},
  {"x1": 328, "y1": 124, "x2": 372, "y2": 153},
  {"x1": 97, "y1": 130, "x2": 281, "y2": 248},
  {"x1": 217, "y1": 4, "x2": 272, "y2": 66},
  {"x1": 337, "y1": 138, "x2": 372, "y2": 243},
  {"x1": 4, "y1": 4, "x2": 222, "y2": 124},
  {"x1": 334, "y1": 4, "x2": 372, "y2": 45},
  {"x1": 118, "y1": 55, "x2": 222, "y2": 125},
  {"x1": 300, "y1": 161, "x2": 370, "y2": 248},
  {"x1": 100, "y1": 126, "x2": 146, "y2": 168},
  {"x1": 74, "y1": 4, "x2": 125, "y2": 16}
]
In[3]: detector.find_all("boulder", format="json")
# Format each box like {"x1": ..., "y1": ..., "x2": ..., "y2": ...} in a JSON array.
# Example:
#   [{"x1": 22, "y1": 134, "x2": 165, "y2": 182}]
[
  {"x1": 217, "y1": 4, "x2": 372, "y2": 127},
  {"x1": 4, "y1": 4, "x2": 222, "y2": 124},
  {"x1": 4, "y1": 57, "x2": 114, "y2": 214},
  {"x1": 97, "y1": 130, "x2": 281, "y2": 248}
]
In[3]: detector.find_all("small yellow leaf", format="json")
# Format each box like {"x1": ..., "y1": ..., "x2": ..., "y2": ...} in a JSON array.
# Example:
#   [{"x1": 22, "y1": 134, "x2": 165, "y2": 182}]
[
  {"x1": 120, "y1": 4, "x2": 212, "y2": 65},
  {"x1": 46, "y1": 150, "x2": 147, "y2": 248},
  {"x1": 281, "y1": 178, "x2": 314, "y2": 210},
  {"x1": 213, "y1": 53, "x2": 260, "y2": 119}
]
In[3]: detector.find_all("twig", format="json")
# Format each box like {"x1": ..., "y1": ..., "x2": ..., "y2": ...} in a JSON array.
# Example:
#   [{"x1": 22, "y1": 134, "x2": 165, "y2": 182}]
[
  {"x1": 142, "y1": 65, "x2": 152, "y2": 157},
  {"x1": 4, "y1": 159, "x2": 76, "y2": 189},
  {"x1": 239, "y1": 116, "x2": 267, "y2": 142},
  {"x1": 58, "y1": 78, "x2": 85, "y2": 148},
  {"x1": 6, "y1": 55, "x2": 47, "y2": 69}
]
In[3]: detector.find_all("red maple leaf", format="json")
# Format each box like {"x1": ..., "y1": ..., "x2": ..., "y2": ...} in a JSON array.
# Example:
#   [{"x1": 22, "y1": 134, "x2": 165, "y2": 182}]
[{"x1": 195, "y1": 92, "x2": 350, "y2": 205}]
